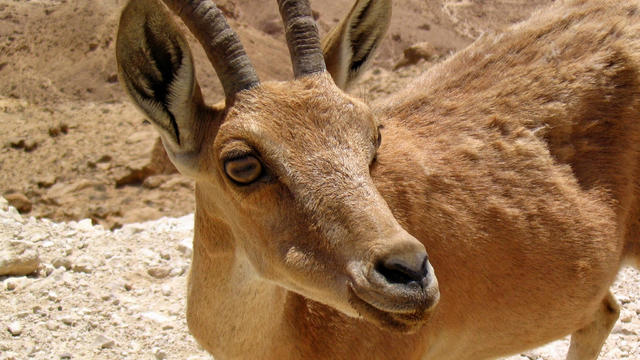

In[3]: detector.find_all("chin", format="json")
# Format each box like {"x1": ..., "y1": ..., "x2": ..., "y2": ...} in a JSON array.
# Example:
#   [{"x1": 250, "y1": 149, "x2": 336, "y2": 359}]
[{"x1": 348, "y1": 285, "x2": 440, "y2": 333}]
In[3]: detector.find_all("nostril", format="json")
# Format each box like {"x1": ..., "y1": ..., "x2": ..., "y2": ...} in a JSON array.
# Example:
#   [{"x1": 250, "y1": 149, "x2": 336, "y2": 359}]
[{"x1": 375, "y1": 255, "x2": 428, "y2": 286}]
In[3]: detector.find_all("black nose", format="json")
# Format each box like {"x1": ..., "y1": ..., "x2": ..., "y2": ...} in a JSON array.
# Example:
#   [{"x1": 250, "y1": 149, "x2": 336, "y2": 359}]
[{"x1": 375, "y1": 253, "x2": 429, "y2": 286}]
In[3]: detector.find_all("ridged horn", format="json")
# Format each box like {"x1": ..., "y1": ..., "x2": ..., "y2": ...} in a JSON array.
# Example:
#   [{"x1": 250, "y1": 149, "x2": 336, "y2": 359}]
[
  {"x1": 161, "y1": 0, "x2": 260, "y2": 98},
  {"x1": 277, "y1": 0, "x2": 327, "y2": 77}
]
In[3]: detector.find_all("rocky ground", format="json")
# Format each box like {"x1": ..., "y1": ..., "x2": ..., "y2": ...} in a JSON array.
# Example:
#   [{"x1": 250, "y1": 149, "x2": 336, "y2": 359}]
[
  {"x1": 0, "y1": 198, "x2": 208, "y2": 359},
  {"x1": 0, "y1": 198, "x2": 638, "y2": 360},
  {"x1": 1, "y1": 0, "x2": 639, "y2": 359}
]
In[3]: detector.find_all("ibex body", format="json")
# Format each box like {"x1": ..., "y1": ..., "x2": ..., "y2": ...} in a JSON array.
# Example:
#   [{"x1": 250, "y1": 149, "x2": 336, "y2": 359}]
[{"x1": 116, "y1": 0, "x2": 640, "y2": 359}]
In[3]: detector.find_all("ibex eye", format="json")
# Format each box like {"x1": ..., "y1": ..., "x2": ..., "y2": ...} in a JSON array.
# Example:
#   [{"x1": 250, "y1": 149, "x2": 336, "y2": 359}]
[{"x1": 224, "y1": 155, "x2": 263, "y2": 184}]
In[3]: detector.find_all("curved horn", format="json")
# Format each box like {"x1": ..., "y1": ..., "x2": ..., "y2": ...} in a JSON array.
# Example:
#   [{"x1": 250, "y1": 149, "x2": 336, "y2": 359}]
[
  {"x1": 277, "y1": 0, "x2": 327, "y2": 77},
  {"x1": 162, "y1": 0, "x2": 259, "y2": 98}
]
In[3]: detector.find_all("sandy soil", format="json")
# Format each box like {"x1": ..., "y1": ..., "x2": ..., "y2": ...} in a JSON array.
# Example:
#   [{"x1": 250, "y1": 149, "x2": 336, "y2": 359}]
[
  {"x1": 0, "y1": 0, "x2": 638, "y2": 359},
  {"x1": 0, "y1": 0, "x2": 551, "y2": 229}
]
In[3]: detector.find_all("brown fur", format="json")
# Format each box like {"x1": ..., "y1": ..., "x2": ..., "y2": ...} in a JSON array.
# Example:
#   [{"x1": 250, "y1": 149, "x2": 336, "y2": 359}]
[{"x1": 117, "y1": 0, "x2": 640, "y2": 359}]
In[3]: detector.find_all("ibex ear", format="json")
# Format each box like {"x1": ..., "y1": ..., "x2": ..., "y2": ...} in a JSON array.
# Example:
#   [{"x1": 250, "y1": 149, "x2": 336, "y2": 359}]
[
  {"x1": 116, "y1": 0, "x2": 204, "y2": 174},
  {"x1": 321, "y1": 0, "x2": 392, "y2": 89}
]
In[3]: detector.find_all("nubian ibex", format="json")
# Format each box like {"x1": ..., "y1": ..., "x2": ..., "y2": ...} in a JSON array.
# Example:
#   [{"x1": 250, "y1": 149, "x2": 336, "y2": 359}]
[{"x1": 116, "y1": 0, "x2": 640, "y2": 358}]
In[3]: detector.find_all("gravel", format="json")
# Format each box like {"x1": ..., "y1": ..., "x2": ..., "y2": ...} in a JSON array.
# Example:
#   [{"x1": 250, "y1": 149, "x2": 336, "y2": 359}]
[
  {"x1": 0, "y1": 240, "x2": 40, "y2": 277},
  {"x1": 0, "y1": 198, "x2": 209, "y2": 359},
  {"x1": 0, "y1": 198, "x2": 638, "y2": 359}
]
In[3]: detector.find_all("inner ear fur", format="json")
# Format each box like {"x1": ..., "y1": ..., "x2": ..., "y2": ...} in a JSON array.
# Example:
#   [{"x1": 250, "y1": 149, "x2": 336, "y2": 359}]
[
  {"x1": 116, "y1": 0, "x2": 207, "y2": 167},
  {"x1": 322, "y1": 0, "x2": 392, "y2": 89}
]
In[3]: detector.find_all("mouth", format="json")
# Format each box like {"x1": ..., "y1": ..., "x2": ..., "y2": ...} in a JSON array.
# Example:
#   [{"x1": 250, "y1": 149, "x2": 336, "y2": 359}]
[{"x1": 347, "y1": 281, "x2": 440, "y2": 333}]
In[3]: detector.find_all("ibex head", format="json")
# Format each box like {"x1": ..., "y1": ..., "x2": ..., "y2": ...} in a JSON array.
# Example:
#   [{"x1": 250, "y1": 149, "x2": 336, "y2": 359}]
[{"x1": 116, "y1": 0, "x2": 438, "y2": 331}]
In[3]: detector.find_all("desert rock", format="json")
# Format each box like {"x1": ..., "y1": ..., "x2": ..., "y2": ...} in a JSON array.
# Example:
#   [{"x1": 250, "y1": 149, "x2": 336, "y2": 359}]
[
  {"x1": 4, "y1": 193, "x2": 32, "y2": 214},
  {"x1": 0, "y1": 240, "x2": 40, "y2": 276},
  {"x1": 7, "y1": 321, "x2": 23, "y2": 336}
]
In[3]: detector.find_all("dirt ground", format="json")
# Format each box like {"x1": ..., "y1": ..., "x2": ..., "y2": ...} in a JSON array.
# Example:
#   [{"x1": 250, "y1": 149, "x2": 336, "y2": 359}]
[
  {"x1": 1, "y1": 204, "x2": 638, "y2": 360},
  {"x1": 1, "y1": 0, "x2": 638, "y2": 359},
  {"x1": 0, "y1": 0, "x2": 551, "y2": 229}
]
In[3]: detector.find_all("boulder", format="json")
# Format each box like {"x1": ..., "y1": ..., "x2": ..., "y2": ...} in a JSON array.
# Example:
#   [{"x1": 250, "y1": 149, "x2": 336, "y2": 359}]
[
  {"x1": 4, "y1": 193, "x2": 32, "y2": 213},
  {"x1": 0, "y1": 240, "x2": 40, "y2": 276},
  {"x1": 394, "y1": 41, "x2": 439, "y2": 69}
]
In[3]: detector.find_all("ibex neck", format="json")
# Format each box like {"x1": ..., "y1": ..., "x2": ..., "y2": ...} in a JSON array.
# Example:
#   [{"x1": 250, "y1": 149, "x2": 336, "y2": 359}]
[
  {"x1": 188, "y1": 206, "x2": 292, "y2": 358},
  {"x1": 189, "y1": 199, "x2": 426, "y2": 359}
]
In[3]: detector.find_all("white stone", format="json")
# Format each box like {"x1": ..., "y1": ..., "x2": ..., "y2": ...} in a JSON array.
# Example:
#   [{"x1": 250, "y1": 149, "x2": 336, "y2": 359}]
[
  {"x1": 177, "y1": 238, "x2": 193, "y2": 256},
  {"x1": 6, "y1": 206, "x2": 23, "y2": 222},
  {"x1": 618, "y1": 295, "x2": 632, "y2": 304},
  {"x1": 7, "y1": 321, "x2": 23, "y2": 336},
  {"x1": 59, "y1": 315, "x2": 76, "y2": 326},
  {"x1": 169, "y1": 266, "x2": 184, "y2": 277},
  {"x1": 5, "y1": 278, "x2": 18, "y2": 291},
  {"x1": 1, "y1": 351, "x2": 19, "y2": 360},
  {"x1": 40, "y1": 263, "x2": 55, "y2": 277},
  {"x1": 140, "y1": 248, "x2": 156, "y2": 260},
  {"x1": 30, "y1": 232, "x2": 48, "y2": 242},
  {"x1": 0, "y1": 240, "x2": 40, "y2": 276},
  {"x1": 141, "y1": 311, "x2": 171, "y2": 324},
  {"x1": 52, "y1": 257, "x2": 72, "y2": 270},
  {"x1": 94, "y1": 334, "x2": 115, "y2": 349},
  {"x1": 76, "y1": 219, "x2": 94, "y2": 231},
  {"x1": 71, "y1": 255, "x2": 94, "y2": 273},
  {"x1": 152, "y1": 347, "x2": 168, "y2": 360},
  {"x1": 0, "y1": 197, "x2": 8, "y2": 211},
  {"x1": 147, "y1": 266, "x2": 171, "y2": 279}
]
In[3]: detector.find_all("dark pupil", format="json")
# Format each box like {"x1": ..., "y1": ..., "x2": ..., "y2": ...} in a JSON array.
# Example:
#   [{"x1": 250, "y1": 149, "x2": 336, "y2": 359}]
[{"x1": 231, "y1": 161, "x2": 258, "y2": 179}]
